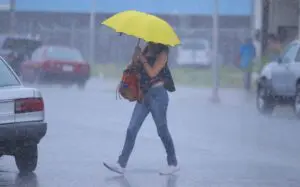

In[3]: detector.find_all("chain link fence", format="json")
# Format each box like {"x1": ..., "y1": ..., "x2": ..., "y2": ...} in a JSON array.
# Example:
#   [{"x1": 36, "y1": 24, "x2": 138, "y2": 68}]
[
  {"x1": 7, "y1": 18, "x2": 250, "y2": 66},
  {"x1": 33, "y1": 25, "x2": 249, "y2": 65}
]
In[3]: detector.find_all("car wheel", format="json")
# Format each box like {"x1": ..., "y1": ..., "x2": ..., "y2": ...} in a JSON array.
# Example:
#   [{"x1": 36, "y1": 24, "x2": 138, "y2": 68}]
[
  {"x1": 256, "y1": 84, "x2": 275, "y2": 115},
  {"x1": 77, "y1": 81, "x2": 86, "y2": 90},
  {"x1": 293, "y1": 84, "x2": 300, "y2": 118},
  {"x1": 14, "y1": 144, "x2": 38, "y2": 173}
]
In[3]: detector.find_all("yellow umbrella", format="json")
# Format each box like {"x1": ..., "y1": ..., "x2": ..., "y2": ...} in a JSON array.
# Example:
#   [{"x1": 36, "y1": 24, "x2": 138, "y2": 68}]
[{"x1": 101, "y1": 10, "x2": 180, "y2": 46}]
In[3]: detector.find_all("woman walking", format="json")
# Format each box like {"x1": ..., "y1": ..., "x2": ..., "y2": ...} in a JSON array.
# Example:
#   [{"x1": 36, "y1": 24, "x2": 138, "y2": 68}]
[{"x1": 104, "y1": 42, "x2": 179, "y2": 175}]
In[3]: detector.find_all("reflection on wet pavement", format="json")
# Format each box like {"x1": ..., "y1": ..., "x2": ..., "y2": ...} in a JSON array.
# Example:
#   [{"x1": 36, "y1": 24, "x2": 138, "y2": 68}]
[
  {"x1": 0, "y1": 80, "x2": 298, "y2": 186},
  {"x1": 14, "y1": 173, "x2": 39, "y2": 187},
  {"x1": 0, "y1": 171, "x2": 39, "y2": 187},
  {"x1": 105, "y1": 175, "x2": 178, "y2": 187}
]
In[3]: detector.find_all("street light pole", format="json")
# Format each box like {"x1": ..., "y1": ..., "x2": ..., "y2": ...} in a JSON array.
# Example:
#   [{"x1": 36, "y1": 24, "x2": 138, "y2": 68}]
[
  {"x1": 89, "y1": 0, "x2": 96, "y2": 64},
  {"x1": 211, "y1": 0, "x2": 220, "y2": 102}
]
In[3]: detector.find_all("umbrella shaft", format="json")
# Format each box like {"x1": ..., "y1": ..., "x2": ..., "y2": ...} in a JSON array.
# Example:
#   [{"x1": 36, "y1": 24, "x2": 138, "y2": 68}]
[{"x1": 136, "y1": 38, "x2": 140, "y2": 46}]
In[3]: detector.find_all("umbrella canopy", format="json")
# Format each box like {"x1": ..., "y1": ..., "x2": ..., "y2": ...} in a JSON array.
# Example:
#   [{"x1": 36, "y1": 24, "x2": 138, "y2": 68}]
[{"x1": 101, "y1": 10, "x2": 180, "y2": 47}]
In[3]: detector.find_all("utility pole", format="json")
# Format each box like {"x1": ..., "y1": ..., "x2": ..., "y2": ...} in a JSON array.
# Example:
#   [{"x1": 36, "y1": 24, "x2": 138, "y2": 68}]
[
  {"x1": 89, "y1": 0, "x2": 96, "y2": 64},
  {"x1": 9, "y1": 0, "x2": 16, "y2": 34},
  {"x1": 298, "y1": 0, "x2": 300, "y2": 39},
  {"x1": 70, "y1": 21, "x2": 77, "y2": 47},
  {"x1": 253, "y1": 0, "x2": 263, "y2": 59},
  {"x1": 210, "y1": 0, "x2": 220, "y2": 103}
]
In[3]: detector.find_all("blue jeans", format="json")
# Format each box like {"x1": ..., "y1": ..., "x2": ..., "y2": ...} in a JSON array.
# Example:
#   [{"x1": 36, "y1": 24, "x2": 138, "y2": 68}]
[{"x1": 118, "y1": 86, "x2": 177, "y2": 168}]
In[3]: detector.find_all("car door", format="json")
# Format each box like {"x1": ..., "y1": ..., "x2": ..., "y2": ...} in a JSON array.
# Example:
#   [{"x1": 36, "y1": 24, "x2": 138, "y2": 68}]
[
  {"x1": 280, "y1": 43, "x2": 299, "y2": 95},
  {"x1": 0, "y1": 58, "x2": 21, "y2": 124},
  {"x1": 286, "y1": 45, "x2": 300, "y2": 94},
  {"x1": 22, "y1": 47, "x2": 44, "y2": 77},
  {"x1": 271, "y1": 43, "x2": 298, "y2": 95}
]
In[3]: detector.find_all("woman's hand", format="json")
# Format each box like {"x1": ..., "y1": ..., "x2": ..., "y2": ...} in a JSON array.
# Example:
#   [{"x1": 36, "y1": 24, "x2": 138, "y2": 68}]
[{"x1": 138, "y1": 54, "x2": 147, "y2": 64}]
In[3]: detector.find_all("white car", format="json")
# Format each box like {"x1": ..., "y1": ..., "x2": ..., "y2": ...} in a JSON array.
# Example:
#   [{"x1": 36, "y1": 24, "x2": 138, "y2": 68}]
[
  {"x1": 256, "y1": 40, "x2": 300, "y2": 118},
  {"x1": 0, "y1": 56, "x2": 47, "y2": 172},
  {"x1": 177, "y1": 39, "x2": 211, "y2": 67}
]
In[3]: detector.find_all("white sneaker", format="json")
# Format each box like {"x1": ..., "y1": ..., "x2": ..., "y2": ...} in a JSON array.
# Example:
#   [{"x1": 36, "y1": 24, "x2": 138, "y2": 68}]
[
  {"x1": 159, "y1": 165, "x2": 180, "y2": 175},
  {"x1": 103, "y1": 162, "x2": 125, "y2": 174}
]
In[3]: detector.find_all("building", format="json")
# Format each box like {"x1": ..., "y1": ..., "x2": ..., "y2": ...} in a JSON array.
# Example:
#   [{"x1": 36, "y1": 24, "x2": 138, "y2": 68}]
[{"x1": 253, "y1": 0, "x2": 300, "y2": 56}]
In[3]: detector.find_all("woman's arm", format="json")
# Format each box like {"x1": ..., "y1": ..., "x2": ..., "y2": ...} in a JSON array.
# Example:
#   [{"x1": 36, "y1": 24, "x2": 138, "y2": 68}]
[{"x1": 140, "y1": 52, "x2": 168, "y2": 78}]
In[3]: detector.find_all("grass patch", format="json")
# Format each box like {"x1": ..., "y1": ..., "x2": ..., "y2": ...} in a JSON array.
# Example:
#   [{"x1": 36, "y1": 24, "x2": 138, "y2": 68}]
[
  {"x1": 171, "y1": 66, "x2": 243, "y2": 88},
  {"x1": 91, "y1": 63, "x2": 245, "y2": 88}
]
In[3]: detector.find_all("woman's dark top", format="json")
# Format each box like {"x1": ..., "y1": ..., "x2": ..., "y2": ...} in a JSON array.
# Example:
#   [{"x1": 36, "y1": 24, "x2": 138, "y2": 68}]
[{"x1": 139, "y1": 56, "x2": 176, "y2": 94}]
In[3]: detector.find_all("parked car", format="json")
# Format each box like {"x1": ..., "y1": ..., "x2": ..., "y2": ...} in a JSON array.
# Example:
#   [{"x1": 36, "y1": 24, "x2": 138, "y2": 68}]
[
  {"x1": 256, "y1": 40, "x2": 300, "y2": 117},
  {"x1": 0, "y1": 56, "x2": 47, "y2": 173},
  {"x1": 20, "y1": 45, "x2": 90, "y2": 89},
  {"x1": 176, "y1": 39, "x2": 212, "y2": 67},
  {"x1": 0, "y1": 35, "x2": 42, "y2": 76}
]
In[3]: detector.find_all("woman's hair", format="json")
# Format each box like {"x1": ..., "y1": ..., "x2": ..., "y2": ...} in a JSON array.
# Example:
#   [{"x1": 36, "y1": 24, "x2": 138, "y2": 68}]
[{"x1": 142, "y1": 43, "x2": 169, "y2": 56}]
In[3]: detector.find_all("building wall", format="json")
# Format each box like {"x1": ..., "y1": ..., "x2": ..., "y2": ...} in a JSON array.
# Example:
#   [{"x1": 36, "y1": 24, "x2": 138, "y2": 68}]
[
  {"x1": 267, "y1": 0, "x2": 298, "y2": 45},
  {"x1": 254, "y1": 0, "x2": 300, "y2": 56},
  {"x1": 268, "y1": 0, "x2": 298, "y2": 33}
]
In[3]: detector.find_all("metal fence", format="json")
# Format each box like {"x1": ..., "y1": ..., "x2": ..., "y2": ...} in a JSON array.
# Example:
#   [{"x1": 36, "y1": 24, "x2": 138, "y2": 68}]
[{"x1": 15, "y1": 22, "x2": 250, "y2": 66}]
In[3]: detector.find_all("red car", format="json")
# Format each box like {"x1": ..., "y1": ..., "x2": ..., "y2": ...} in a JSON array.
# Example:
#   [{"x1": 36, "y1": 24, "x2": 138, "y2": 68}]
[{"x1": 20, "y1": 46, "x2": 90, "y2": 89}]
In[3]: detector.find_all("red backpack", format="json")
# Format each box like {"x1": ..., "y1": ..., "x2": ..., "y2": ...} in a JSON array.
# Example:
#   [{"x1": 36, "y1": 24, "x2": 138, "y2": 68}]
[{"x1": 117, "y1": 64, "x2": 142, "y2": 102}]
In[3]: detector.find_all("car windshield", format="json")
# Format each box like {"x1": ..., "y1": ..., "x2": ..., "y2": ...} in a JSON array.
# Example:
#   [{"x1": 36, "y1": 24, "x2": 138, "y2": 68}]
[
  {"x1": 0, "y1": 58, "x2": 20, "y2": 87},
  {"x1": 46, "y1": 47, "x2": 84, "y2": 62}
]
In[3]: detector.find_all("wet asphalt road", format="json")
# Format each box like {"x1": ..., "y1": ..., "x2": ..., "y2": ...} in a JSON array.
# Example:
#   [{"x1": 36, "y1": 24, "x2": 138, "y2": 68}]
[{"x1": 0, "y1": 78, "x2": 300, "y2": 187}]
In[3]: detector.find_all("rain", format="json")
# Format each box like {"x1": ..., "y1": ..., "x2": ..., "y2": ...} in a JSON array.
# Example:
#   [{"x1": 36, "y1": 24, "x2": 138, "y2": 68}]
[{"x1": 0, "y1": 0, "x2": 299, "y2": 186}]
